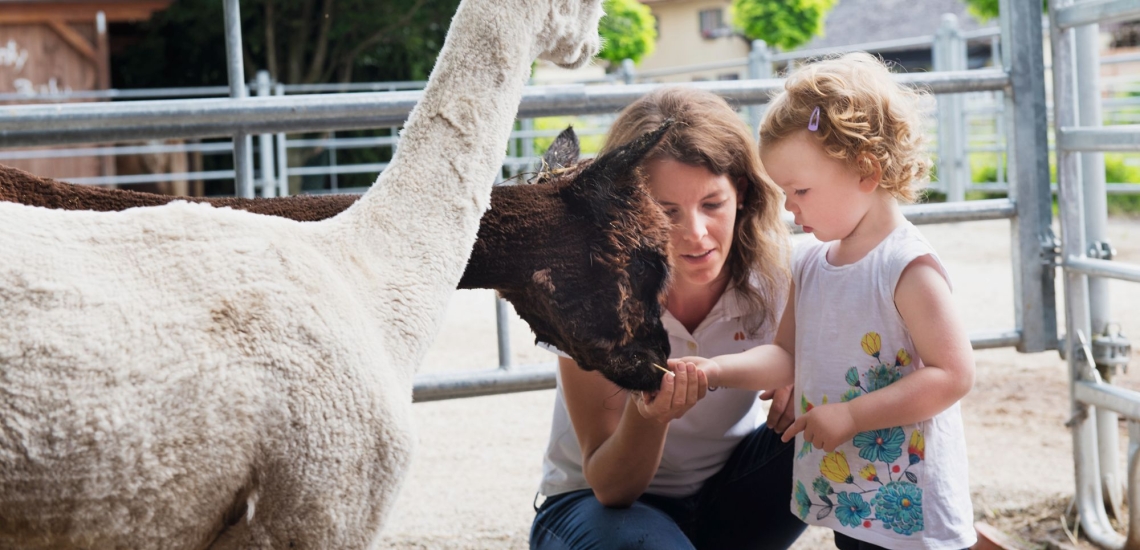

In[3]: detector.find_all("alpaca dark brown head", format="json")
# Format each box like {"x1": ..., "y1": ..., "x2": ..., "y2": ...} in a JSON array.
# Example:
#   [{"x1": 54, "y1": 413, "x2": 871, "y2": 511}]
[{"x1": 465, "y1": 123, "x2": 675, "y2": 392}]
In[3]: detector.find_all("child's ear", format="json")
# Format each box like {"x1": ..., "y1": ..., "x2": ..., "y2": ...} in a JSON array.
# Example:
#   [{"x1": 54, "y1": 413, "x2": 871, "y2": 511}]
[{"x1": 857, "y1": 154, "x2": 883, "y2": 193}]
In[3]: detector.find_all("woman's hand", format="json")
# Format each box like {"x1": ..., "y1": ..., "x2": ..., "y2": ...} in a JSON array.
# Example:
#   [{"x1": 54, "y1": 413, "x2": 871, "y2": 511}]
[
  {"x1": 760, "y1": 384, "x2": 796, "y2": 433},
  {"x1": 634, "y1": 360, "x2": 708, "y2": 424}
]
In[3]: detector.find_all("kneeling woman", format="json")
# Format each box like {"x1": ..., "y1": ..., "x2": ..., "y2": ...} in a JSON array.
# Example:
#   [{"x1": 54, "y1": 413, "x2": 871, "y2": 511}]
[{"x1": 530, "y1": 87, "x2": 804, "y2": 549}]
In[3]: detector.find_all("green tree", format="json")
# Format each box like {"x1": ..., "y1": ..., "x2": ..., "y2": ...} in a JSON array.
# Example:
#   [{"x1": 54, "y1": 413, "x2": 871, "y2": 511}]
[
  {"x1": 112, "y1": 0, "x2": 462, "y2": 88},
  {"x1": 596, "y1": 0, "x2": 657, "y2": 68},
  {"x1": 963, "y1": 0, "x2": 1048, "y2": 21},
  {"x1": 731, "y1": 0, "x2": 837, "y2": 51}
]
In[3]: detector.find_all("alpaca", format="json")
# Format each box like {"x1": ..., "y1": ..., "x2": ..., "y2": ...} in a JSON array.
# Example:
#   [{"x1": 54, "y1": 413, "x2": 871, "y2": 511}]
[
  {"x1": 0, "y1": 125, "x2": 674, "y2": 390},
  {"x1": 0, "y1": 0, "x2": 608, "y2": 547}
]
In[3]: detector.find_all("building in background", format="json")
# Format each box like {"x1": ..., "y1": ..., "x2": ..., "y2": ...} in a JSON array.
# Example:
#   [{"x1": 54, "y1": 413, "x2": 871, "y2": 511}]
[{"x1": 0, "y1": 0, "x2": 174, "y2": 184}]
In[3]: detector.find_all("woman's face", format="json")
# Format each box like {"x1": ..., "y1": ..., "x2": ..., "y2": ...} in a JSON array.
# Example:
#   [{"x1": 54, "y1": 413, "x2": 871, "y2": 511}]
[{"x1": 645, "y1": 158, "x2": 740, "y2": 291}]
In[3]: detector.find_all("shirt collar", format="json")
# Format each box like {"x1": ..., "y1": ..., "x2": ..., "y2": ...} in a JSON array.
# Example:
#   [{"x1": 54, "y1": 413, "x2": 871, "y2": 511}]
[{"x1": 660, "y1": 284, "x2": 749, "y2": 339}]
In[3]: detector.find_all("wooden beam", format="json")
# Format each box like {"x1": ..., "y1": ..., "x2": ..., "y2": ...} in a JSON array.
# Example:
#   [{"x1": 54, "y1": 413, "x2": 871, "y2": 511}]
[
  {"x1": 0, "y1": 1, "x2": 173, "y2": 24},
  {"x1": 47, "y1": 20, "x2": 97, "y2": 63}
]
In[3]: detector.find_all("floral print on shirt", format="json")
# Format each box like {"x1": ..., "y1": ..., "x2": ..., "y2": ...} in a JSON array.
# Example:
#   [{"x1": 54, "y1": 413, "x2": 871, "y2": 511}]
[{"x1": 794, "y1": 331, "x2": 925, "y2": 536}]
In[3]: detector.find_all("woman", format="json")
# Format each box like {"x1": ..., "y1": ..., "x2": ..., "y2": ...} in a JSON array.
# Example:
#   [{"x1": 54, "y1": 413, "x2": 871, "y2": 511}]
[{"x1": 530, "y1": 87, "x2": 805, "y2": 549}]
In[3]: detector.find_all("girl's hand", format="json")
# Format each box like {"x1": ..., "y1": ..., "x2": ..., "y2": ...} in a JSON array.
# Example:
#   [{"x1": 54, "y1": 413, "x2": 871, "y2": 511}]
[
  {"x1": 634, "y1": 360, "x2": 708, "y2": 424},
  {"x1": 781, "y1": 402, "x2": 857, "y2": 452},
  {"x1": 669, "y1": 356, "x2": 720, "y2": 386}
]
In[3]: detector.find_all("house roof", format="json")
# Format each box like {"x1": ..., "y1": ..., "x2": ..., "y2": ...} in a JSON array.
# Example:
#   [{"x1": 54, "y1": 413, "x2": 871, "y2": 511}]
[{"x1": 801, "y1": 0, "x2": 991, "y2": 50}]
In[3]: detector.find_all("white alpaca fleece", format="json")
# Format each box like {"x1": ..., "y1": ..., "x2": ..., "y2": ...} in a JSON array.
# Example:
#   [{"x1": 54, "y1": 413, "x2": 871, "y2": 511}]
[{"x1": 0, "y1": 0, "x2": 603, "y2": 548}]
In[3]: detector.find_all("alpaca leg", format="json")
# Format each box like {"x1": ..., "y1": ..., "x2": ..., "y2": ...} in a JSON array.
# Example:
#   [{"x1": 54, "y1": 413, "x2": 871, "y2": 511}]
[{"x1": 207, "y1": 418, "x2": 414, "y2": 550}]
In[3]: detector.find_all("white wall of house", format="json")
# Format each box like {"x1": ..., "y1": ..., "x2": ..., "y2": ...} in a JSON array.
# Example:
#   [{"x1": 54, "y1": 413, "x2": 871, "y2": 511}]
[
  {"x1": 637, "y1": 0, "x2": 750, "y2": 82},
  {"x1": 531, "y1": 0, "x2": 752, "y2": 84}
]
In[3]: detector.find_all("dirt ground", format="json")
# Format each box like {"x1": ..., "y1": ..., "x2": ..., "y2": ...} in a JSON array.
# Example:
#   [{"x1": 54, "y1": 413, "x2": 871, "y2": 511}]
[{"x1": 377, "y1": 216, "x2": 1140, "y2": 549}]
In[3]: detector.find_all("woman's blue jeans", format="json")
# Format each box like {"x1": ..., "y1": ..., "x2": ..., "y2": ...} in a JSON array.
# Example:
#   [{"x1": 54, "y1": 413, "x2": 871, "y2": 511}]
[{"x1": 529, "y1": 424, "x2": 806, "y2": 549}]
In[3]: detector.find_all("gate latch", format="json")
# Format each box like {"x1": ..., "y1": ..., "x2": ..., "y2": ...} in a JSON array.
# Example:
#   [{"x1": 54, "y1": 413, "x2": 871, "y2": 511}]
[{"x1": 1093, "y1": 323, "x2": 1131, "y2": 375}]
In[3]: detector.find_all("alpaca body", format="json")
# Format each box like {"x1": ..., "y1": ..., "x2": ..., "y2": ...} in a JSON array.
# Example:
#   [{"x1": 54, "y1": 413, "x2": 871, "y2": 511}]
[
  {"x1": 0, "y1": 0, "x2": 605, "y2": 545},
  {"x1": 1, "y1": 203, "x2": 412, "y2": 549}
]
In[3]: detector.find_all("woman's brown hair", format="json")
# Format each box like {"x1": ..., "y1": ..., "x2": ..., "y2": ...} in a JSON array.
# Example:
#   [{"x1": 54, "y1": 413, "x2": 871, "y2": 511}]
[{"x1": 602, "y1": 86, "x2": 791, "y2": 334}]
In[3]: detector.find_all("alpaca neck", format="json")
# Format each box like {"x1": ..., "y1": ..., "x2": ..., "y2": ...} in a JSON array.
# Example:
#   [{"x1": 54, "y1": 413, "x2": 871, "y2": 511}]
[
  {"x1": 345, "y1": 0, "x2": 539, "y2": 233},
  {"x1": 458, "y1": 184, "x2": 587, "y2": 291},
  {"x1": 327, "y1": 0, "x2": 545, "y2": 369}
]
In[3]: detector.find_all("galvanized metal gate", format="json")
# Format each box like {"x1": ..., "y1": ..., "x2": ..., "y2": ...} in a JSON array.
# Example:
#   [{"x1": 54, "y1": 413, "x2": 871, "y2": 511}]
[{"x1": 1051, "y1": 0, "x2": 1140, "y2": 546}]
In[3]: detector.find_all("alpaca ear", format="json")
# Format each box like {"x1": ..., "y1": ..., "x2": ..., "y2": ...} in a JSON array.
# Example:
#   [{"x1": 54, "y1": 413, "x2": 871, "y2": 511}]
[
  {"x1": 572, "y1": 118, "x2": 674, "y2": 194},
  {"x1": 542, "y1": 126, "x2": 580, "y2": 171}
]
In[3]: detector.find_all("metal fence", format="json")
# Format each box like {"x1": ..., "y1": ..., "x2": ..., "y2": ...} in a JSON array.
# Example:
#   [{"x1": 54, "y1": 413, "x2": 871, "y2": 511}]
[
  {"x1": 1050, "y1": 0, "x2": 1140, "y2": 546},
  {"x1": 3, "y1": 15, "x2": 1139, "y2": 198},
  {"x1": 0, "y1": 0, "x2": 1060, "y2": 406}
]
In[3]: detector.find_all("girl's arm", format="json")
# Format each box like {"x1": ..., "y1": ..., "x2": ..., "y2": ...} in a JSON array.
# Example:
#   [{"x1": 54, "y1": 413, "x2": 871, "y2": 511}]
[
  {"x1": 675, "y1": 283, "x2": 797, "y2": 393},
  {"x1": 782, "y1": 256, "x2": 975, "y2": 450},
  {"x1": 560, "y1": 355, "x2": 707, "y2": 507}
]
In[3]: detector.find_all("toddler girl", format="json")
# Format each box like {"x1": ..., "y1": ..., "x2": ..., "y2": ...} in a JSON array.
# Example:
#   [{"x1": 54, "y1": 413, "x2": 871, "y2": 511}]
[{"x1": 675, "y1": 52, "x2": 976, "y2": 549}]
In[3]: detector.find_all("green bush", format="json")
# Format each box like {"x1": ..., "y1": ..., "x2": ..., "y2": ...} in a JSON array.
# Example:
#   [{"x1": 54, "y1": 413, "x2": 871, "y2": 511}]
[
  {"x1": 731, "y1": 0, "x2": 837, "y2": 51},
  {"x1": 962, "y1": 154, "x2": 1140, "y2": 215},
  {"x1": 597, "y1": 0, "x2": 656, "y2": 68},
  {"x1": 1106, "y1": 154, "x2": 1140, "y2": 215}
]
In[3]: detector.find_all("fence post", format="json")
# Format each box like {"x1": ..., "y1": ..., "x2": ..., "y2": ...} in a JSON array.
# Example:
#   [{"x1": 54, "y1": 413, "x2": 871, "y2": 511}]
[
  {"x1": 255, "y1": 71, "x2": 276, "y2": 198},
  {"x1": 1076, "y1": 19, "x2": 1124, "y2": 520},
  {"x1": 1001, "y1": 0, "x2": 1056, "y2": 353},
  {"x1": 274, "y1": 82, "x2": 289, "y2": 196},
  {"x1": 222, "y1": 0, "x2": 254, "y2": 198},
  {"x1": 748, "y1": 39, "x2": 772, "y2": 140},
  {"x1": 934, "y1": 13, "x2": 968, "y2": 202},
  {"x1": 990, "y1": 35, "x2": 1007, "y2": 191},
  {"x1": 621, "y1": 58, "x2": 636, "y2": 85}
]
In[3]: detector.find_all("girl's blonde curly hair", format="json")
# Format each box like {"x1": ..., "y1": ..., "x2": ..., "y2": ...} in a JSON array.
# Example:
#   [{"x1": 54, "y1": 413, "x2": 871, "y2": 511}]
[{"x1": 760, "y1": 52, "x2": 932, "y2": 203}]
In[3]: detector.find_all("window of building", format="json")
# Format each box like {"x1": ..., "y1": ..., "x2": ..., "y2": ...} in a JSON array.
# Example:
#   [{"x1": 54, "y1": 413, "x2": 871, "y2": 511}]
[{"x1": 699, "y1": 8, "x2": 731, "y2": 39}]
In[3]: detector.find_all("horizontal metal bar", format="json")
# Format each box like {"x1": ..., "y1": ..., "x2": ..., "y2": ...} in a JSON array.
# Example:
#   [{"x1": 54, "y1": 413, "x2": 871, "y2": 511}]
[
  {"x1": 1074, "y1": 380, "x2": 1140, "y2": 421},
  {"x1": 970, "y1": 329, "x2": 1022, "y2": 349},
  {"x1": 901, "y1": 197, "x2": 1017, "y2": 223},
  {"x1": 1065, "y1": 256, "x2": 1140, "y2": 283},
  {"x1": 1058, "y1": 125, "x2": 1140, "y2": 152},
  {"x1": 1102, "y1": 51, "x2": 1140, "y2": 64},
  {"x1": 961, "y1": 26, "x2": 1004, "y2": 40},
  {"x1": 0, "y1": 86, "x2": 232, "y2": 102},
  {"x1": 288, "y1": 163, "x2": 390, "y2": 177},
  {"x1": 970, "y1": 183, "x2": 1140, "y2": 194},
  {"x1": 413, "y1": 363, "x2": 557, "y2": 402},
  {"x1": 632, "y1": 57, "x2": 749, "y2": 79},
  {"x1": 66, "y1": 170, "x2": 236, "y2": 186},
  {"x1": 0, "y1": 141, "x2": 234, "y2": 160},
  {"x1": 281, "y1": 81, "x2": 427, "y2": 94},
  {"x1": 286, "y1": 135, "x2": 399, "y2": 149},
  {"x1": 1054, "y1": 0, "x2": 1140, "y2": 29},
  {"x1": 0, "y1": 72, "x2": 1011, "y2": 147},
  {"x1": 771, "y1": 35, "x2": 935, "y2": 62},
  {"x1": 412, "y1": 329, "x2": 1020, "y2": 402},
  {"x1": 786, "y1": 198, "x2": 1015, "y2": 233}
]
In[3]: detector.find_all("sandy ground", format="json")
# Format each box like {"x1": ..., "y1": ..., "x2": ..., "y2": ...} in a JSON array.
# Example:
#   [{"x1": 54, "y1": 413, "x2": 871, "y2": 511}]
[{"x1": 377, "y1": 216, "x2": 1140, "y2": 549}]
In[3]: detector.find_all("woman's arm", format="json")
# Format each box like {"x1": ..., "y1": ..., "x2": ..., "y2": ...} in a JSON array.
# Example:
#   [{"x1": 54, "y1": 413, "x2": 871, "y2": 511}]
[
  {"x1": 560, "y1": 356, "x2": 706, "y2": 507},
  {"x1": 781, "y1": 256, "x2": 976, "y2": 450}
]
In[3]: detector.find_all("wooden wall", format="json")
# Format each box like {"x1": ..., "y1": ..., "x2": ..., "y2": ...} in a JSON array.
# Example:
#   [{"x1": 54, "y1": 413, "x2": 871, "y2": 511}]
[{"x1": 0, "y1": 21, "x2": 106, "y2": 180}]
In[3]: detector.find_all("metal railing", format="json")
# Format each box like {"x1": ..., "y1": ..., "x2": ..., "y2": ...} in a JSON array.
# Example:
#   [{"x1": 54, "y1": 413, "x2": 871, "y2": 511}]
[
  {"x1": 1050, "y1": 0, "x2": 1140, "y2": 546},
  {"x1": 4, "y1": 16, "x2": 1137, "y2": 196}
]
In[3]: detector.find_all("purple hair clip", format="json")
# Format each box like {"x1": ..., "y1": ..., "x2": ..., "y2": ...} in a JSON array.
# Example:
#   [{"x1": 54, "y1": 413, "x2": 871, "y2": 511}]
[{"x1": 808, "y1": 106, "x2": 821, "y2": 131}]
